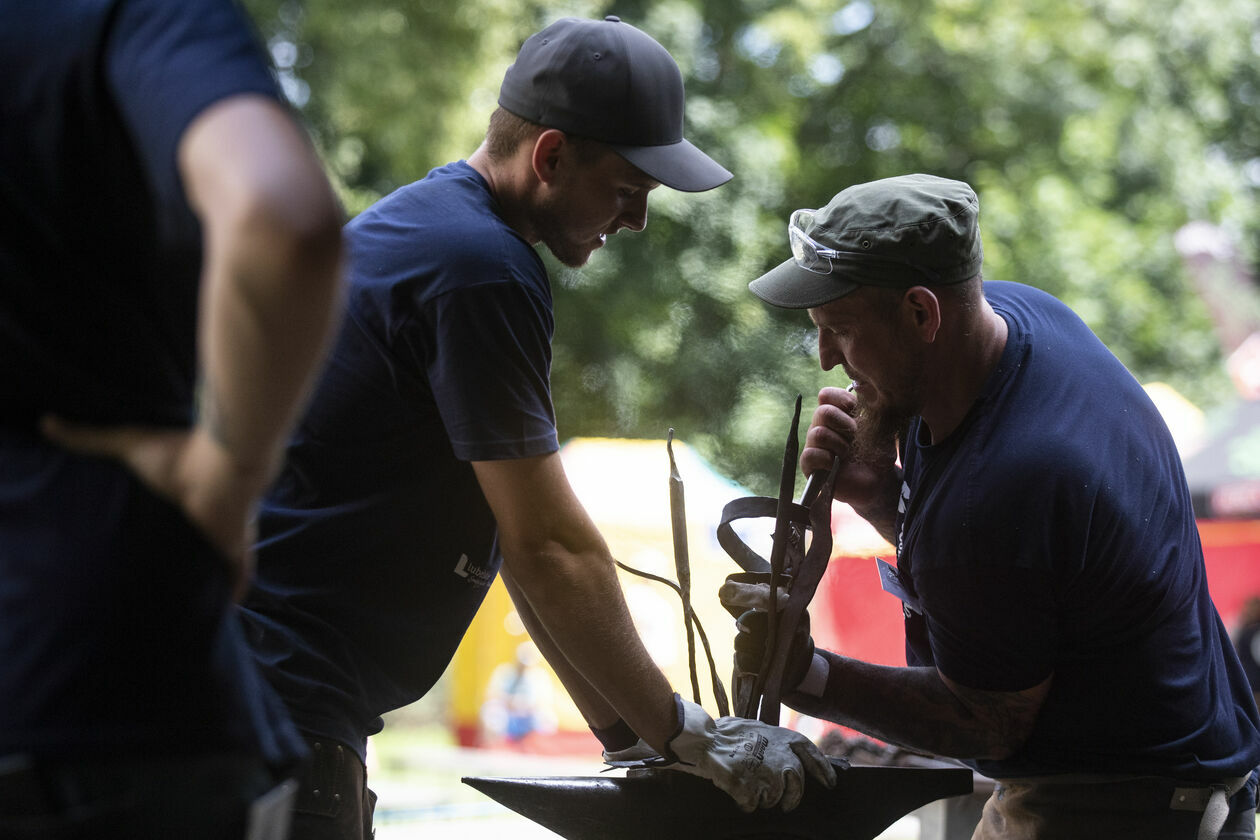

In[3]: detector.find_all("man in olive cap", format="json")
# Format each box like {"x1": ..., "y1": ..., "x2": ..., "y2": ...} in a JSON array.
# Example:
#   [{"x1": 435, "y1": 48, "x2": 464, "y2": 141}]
[
  {"x1": 239, "y1": 16, "x2": 834, "y2": 839},
  {"x1": 725, "y1": 173, "x2": 1260, "y2": 838}
]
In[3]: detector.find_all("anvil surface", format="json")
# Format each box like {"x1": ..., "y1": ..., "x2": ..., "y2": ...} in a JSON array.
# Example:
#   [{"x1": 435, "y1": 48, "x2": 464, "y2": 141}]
[{"x1": 463, "y1": 761, "x2": 973, "y2": 839}]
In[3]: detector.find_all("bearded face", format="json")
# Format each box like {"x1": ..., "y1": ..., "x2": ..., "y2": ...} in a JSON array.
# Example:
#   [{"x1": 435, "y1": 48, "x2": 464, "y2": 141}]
[
  {"x1": 850, "y1": 322, "x2": 927, "y2": 467},
  {"x1": 532, "y1": 175, "x2": 601, "y2": 268}
]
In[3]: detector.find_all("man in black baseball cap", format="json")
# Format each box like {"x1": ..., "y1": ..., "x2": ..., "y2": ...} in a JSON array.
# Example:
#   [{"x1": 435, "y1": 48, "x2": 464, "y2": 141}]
[
  {"x1": 728, "y1": 173, "x2": 1260, "y2": 838},
  {"x1": 238, "y1": 17, "x2": 833, "y2": 840},
  {"x1": 499, "y1": 15, "x2": 731, "y2": 192}
]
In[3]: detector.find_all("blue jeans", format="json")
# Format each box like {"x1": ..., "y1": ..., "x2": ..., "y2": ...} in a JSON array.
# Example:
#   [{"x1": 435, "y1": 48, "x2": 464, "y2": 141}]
[{"x1": 0, "y1": 752, "x2": 281, "y2": 839}]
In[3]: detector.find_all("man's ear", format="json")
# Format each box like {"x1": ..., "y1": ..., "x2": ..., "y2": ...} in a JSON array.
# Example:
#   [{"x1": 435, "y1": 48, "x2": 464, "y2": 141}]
[
  {"x1": 902, "y1": 286, "x2": 942, "y2": 343},
  {"x1": 530, "y1": 129, "x2": 567, "y2": 185}
]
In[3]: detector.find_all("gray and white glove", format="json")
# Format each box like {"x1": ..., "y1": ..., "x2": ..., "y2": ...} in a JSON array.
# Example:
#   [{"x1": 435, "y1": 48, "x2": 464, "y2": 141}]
[
  {"x1": 662, "y1": 695, "x2": 837, "y2": 812},
  {"x1": 602, "y1": 737, "x2": 659, "y2": 765},
  {"x1": 717, "y1": 574, "x2": 790, "y2": 615}
]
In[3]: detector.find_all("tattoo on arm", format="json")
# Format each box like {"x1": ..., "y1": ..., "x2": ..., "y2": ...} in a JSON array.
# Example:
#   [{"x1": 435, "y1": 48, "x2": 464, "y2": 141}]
[
  {"x1": 789, "y1": 655, "x2": 1049, "y2": 761},
  {"x1": 920, "y1": 675, "x2": 1047, "y2": 759}
]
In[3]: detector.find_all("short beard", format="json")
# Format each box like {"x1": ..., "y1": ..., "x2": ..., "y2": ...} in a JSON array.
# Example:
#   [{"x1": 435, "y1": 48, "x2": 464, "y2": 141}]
[
  {"x1": 851, "y1": 399, "x2": 908, "y2": 468},
  {"x1": 536, "y1": 217, "x2": 591, "y2": 268},
  {"x1": 850, "y1": 343, "x2": 923, "y2": 467},
  {"x1": 533, "y1": 174, "x2": 593, "y2": 268}
]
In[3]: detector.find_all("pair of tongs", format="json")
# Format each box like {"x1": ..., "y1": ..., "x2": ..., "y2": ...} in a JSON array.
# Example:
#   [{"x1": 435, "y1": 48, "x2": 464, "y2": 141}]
[{"x1": 716, "y1": 396, "x2": 838, "y2": 724}]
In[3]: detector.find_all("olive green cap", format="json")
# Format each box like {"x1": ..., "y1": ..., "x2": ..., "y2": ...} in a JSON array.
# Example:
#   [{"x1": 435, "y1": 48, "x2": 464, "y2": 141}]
[{"x1": 750, "y1": 174, "x2": 983, "y2": 309}]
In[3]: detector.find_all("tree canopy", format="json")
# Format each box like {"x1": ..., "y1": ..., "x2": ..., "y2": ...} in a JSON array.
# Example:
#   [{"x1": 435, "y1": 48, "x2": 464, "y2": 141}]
[{"x1": 243, "y1": 0, "x2": 1260, "y2": 493}]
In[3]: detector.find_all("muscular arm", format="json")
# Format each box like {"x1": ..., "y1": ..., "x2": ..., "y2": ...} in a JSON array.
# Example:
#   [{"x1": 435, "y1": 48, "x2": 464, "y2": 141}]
[
  {"x1": 790, "y1": 653, "x2": 1052, "y2": 760},
  {"x1": 182, "y1": 94, "x2": 344, "y2": 482},
  {"x1": 499, "y1": 565, "x2": 621, "y2": 729},
  {"x1": 43, "y1": 95, "x2": 344, "y2": 584},
  {"x1": 473, "y1": 453, "x2": 679, "y2": 751}
]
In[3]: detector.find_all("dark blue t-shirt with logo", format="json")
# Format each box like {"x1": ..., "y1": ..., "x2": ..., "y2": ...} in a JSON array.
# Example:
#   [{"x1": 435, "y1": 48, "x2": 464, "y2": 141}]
[
  {"x1": 240, "y1": 161, "x2": 559, "y2": 759},
  {"x1": 896, "y1": 280, "x2": 1260, "y2": 780},
  {"x1": 0, "y1": 0, "x2": 303, "y2": 768}
]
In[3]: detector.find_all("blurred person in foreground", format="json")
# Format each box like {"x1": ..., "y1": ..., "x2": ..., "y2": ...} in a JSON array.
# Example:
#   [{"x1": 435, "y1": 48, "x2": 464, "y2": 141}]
[
  {"x1": 724, "y1": 173, "x2": 1260, "y2": 839},
  {"x1": 0, "y1": 0, "x2": 345, "y2": 836},
  {"x1": 238, "y1": 15, "x2": 835, "y2": 839}
]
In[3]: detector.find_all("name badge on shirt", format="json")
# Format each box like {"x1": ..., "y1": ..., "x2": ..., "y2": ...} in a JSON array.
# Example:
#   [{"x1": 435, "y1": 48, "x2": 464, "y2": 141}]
[{"x1": 877, "y1": 557, "x2": 922, "y2": 615}]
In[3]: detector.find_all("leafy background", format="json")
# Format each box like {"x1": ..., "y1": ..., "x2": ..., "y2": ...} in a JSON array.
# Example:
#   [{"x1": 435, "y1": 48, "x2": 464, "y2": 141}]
[{"x1": 241, "y1": 0, "x2": 1260, "y2": 493}]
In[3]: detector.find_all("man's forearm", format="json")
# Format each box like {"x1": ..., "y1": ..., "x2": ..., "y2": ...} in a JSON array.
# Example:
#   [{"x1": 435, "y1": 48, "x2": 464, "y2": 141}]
[
  {"x1": 196, "y1": 226, "x2": 341, "y2": 476},
  {"x1": 504, "y1": 546, "x2": 679, "y2": 751},
  {"x1": 477, "y1": 455, "x2": 683, "y2": 752},
  {"x1": 500, "y1": 566, "x2": 623, "y2": 730},
  {"x1": 184, "y1": 96, "x2": 345, "y2": 479},
  {"x1": 786, "y1": 650, "x2": 1041, "y2": 761}
]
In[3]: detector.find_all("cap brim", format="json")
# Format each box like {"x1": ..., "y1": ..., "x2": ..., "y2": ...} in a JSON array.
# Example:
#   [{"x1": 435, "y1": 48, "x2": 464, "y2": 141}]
[
  {"x1": 748, "y1": 257, "x2": 861, "y2": 309},
  {"x1": 610, "y1": 138, "x2": 732, "y2": 192}
]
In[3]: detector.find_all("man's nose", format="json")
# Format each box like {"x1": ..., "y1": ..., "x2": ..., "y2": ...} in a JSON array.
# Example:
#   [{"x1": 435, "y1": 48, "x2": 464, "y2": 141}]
[
  {"x1": 619, "y1": 193, "x2": 649, "y2": 232},
  {"x1": 818, "y1": 335, "x2": 843, "y2": 372}
]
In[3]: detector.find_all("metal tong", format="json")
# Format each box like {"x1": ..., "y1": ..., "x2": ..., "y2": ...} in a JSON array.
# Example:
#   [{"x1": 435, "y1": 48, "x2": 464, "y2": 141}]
[{"x1": 721, "y1": 395, "x2": 839, "y2": 724}]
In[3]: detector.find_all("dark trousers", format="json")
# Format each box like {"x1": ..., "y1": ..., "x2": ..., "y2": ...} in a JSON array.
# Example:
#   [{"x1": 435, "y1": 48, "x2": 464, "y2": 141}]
[
  {"x1": 288, "y1": 737, "x2": 376, "y2": 840},
  {"x1": 0, "y1": 752, "x2": 279, "y2": 839},
  {"x1": 973, "y1": 772, "x2": 1258, "y2": 840}
]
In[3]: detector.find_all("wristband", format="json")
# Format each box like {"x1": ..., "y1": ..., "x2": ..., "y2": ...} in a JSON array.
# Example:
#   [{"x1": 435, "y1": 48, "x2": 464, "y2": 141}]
[
  {"x1": 796, "y1": 652, "x2": 830, "y2": 698},
  {"x1": 590, "y1": 717, "x2": 639, "y2": 752}
]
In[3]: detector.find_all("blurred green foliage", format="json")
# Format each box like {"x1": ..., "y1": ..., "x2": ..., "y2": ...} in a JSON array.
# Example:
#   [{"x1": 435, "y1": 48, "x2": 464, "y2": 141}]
[{"x1": 243, "y1": 0, "x2": 1260, "y2": 493}]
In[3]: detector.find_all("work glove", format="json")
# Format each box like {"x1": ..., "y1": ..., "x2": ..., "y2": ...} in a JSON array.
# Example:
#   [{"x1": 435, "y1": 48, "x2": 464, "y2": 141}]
[
  {"x1": 734, "y1": 610, "x2": 815, "y2": 692},
  {"x1": 719, "y1": 574, "x2": 815, "y2": 693},
  {"x1": 718, "y1": 572, "x2": 789, "y2": 617},
  {"x1": 661, "y1": 694, "x2": 837, "y2": 812},
  {"x1": 602, "y1": 738, "x2": 658, "y2": 764}
]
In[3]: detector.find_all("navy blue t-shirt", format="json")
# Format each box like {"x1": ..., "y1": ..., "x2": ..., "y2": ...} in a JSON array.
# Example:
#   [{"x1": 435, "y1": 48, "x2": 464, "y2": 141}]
[
  {"x1": 241, "y1": 161, "x2": 559, "y2": 758},
  {"x1": 896, "y1": 281, "x2": 1260, "y2": 780},
  {"x1": 0, "y1": 0, "x2": 303, "y2": 767}
]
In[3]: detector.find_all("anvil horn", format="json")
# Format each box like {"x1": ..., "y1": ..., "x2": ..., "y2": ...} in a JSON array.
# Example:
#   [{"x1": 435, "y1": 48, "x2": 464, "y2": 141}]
[{"x1": 463, "y1": 762, "x2": 973, "y2": 839}]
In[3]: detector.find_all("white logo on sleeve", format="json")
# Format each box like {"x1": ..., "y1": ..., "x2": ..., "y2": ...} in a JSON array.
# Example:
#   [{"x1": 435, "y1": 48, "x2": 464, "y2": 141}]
[{"x1": 452, "y1": 552, "x2": 495, "y2": 586}]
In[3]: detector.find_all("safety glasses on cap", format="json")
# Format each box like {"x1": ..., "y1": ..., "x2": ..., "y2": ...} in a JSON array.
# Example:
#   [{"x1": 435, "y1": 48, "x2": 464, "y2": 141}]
[
  {"x1": 789, "y1": 209, "x2": 842, "y2": 275},
  {"x1": 789, "y1": 208, "x2": 947, "y2": 284}
]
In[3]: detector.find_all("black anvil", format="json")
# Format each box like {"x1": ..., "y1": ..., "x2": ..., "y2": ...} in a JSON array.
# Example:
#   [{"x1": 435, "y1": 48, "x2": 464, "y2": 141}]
[{"x1": 464, "y1": 760, "x2": 973, "y2": 839}]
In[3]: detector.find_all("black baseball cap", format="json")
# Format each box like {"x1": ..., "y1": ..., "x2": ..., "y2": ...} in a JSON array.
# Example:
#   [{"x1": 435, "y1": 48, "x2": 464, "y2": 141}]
[
  {"x1": 750, "y1": 174, "x2": 984, "y2": 309},
  {"x1": 498, "y1": 16, "x2": 732, "y2": 193}
]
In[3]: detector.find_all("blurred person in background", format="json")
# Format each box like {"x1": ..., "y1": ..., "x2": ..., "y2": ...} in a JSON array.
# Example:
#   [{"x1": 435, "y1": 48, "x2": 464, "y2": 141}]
[
  {"x1": 726, "y1": 173, "x2": 1260, "y2": 839},
  {"x1": 480, "y1": 642, "x2": 558, "y2": 749}
]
